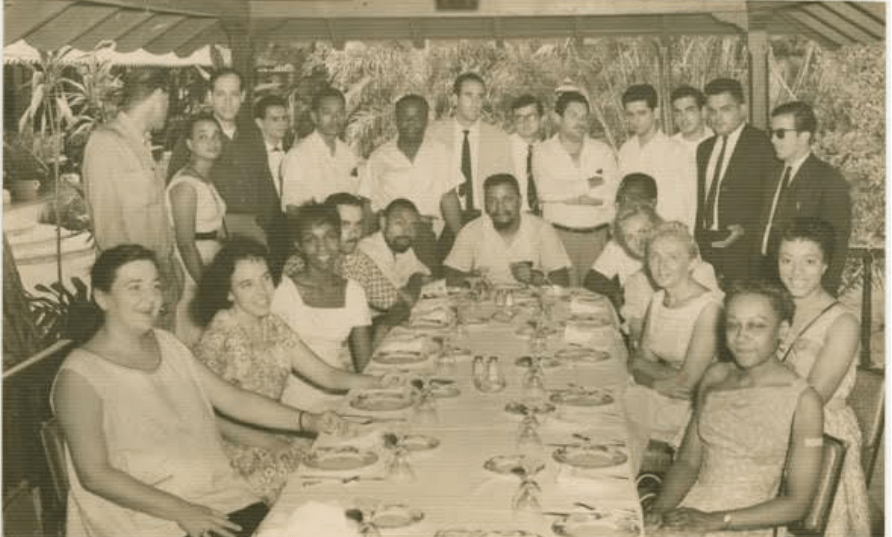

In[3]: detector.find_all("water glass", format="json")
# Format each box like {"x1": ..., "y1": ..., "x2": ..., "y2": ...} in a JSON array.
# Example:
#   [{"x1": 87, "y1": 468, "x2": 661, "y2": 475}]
[
  {"x1": 386, "y1": 447, "x2": 416, "y2": 482},
  {"x1": 516, "y1": 416, "x2": 543, "y2": 454}
]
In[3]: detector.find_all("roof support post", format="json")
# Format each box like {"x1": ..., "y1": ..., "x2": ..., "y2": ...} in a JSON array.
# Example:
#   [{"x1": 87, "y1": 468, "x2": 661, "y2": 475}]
[
  {"x1": 654, "y1": 34, "x2": 673, "y2": 136},
  {"x1": 222, "y1": 19, "x2": 255, "y2": 103},
  {"x1": 746, "y1": 27, "x2": 769, "y2": 130}
]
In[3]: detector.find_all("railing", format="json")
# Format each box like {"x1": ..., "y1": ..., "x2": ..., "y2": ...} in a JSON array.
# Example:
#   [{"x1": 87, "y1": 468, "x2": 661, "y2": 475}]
[{"x1": 847, "y1": 247, "x2": 885, "y2": 368}]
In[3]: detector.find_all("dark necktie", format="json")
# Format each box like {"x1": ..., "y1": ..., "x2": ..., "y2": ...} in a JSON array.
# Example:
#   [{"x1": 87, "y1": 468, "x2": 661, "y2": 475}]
[
  {"x1": 704, "y1": 135, "x2": 728, "y2": 229},
  {"x1": 461, "y1": 129, "x2": 474, "y2": 210},
  {"x1": 526, "y1": 144, "x2": 539, "y2": 214}
]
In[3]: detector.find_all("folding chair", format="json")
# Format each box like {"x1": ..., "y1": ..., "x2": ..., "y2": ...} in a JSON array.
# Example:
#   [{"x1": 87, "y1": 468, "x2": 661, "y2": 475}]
[
  {"x1": 848, "y1": 366, "x2": 884, "y2": 487},
  {"x1": 787, "y1": 434, "x2": 846, "y2": 537}
]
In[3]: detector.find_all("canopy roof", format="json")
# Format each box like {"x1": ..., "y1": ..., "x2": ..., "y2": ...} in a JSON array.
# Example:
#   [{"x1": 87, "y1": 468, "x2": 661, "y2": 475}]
[{"x1": 5, "y1": 0, "x2": 885, "y2": 58}]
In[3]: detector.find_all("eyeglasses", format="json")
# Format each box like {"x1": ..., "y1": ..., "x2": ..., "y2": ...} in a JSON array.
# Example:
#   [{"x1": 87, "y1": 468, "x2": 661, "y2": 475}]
[{"x1": 769, "y1": 128, "x2": 799, "y2": 140}]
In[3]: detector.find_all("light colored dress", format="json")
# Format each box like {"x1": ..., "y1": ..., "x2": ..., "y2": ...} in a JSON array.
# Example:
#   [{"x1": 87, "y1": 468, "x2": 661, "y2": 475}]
[
  {"x1": 51, "y1": 330, "x2": 257, "y2": 537},
  {"x1": 624, "y1": 289, "x2": 723, "y2": 470},
  {"x1": 194, "y1": 310, "x2": 312, "y2": 503},
  {"x1": 271, "y1": 276, "x2": 371, "y2": 412},
  {"x1": 670, "y1": 377, "x2": 812, "y2": 537},
  {"x1": 780, "y1": 304, "x2": 871, "y2": 537},
  {"x1": 166, "y1": 169, "x2": 226, "y2": 347}
]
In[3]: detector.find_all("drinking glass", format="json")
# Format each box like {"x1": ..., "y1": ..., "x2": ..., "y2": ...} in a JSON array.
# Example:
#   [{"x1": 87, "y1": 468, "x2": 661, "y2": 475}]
[
  {"x1": 386, "y1": 446, "x2": 416, "y2": 482},
  {"x1": 516, "y1": 414, "x2": 543, "y2": 455},
  {"x1": 511, "y1": 457, "x2": 543, "y2": 513}
]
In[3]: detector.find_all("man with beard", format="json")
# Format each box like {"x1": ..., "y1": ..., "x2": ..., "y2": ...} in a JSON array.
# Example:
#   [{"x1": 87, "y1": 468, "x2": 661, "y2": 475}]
[
  {"x1": 444, "y1": 174, "x2": 570, "y2": 287},
  {"x1": 358, "y1": 199, "x2": 432, "y2": 308}
]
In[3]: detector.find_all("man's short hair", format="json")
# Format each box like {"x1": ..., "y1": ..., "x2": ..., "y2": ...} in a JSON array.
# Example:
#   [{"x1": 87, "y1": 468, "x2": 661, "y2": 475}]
[
  {"x1": 555, "y1": 91, "x2": 589, "y2": 116},
  {"x1": 287, "y1": 201, "x2": 341, "y2": 243},
  {"x1": 616, "y1": 173, "x2": 658, "y2": 206},
  {"x1": 209, "y1": 68, "x2": 243, "y2": 93},
  {"x1": 483, "y1": 173, "x2": 521, "y2": 196},
  {"x1": 452, "y1": 72, "x2": 485, "y2": 95},
  {"x1": 670, "y1": 85, "x2": 706, "y2": 108},
  {"x1": 621, "y1": 84, "x2": 658, "y2": 109},
  {"x1": 121, "y1": 68, "x2": 168, "y2": 110},
  {"x1": 311, "y1": 86, "x2": 346, "y2": 112},
  {"x1": 704, "y1": 78, "x2": 745, "y2": 104},
  {"x1": 384, "y1": 198, "x2": 420, "y2": 218},
  {"x1": 511, "y1": 94, "x2": 543, "y2": 116},
  {"x1": 325, "y1": 192, "x2": 363, "y2": 209},
  {"x1": 253, "y1": 95, "x2": 287, "y2": 120},
  {"x1": 771, "y1": 101, "x2": 818, "y2": 138},
  {"x1": 395, "y1": 94, "x2": 429, "y2": 114}
]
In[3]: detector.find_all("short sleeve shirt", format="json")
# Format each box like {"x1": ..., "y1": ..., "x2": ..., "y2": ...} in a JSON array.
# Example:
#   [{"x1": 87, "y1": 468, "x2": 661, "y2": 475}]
[
  {"x1": 591, "y1": 239, "x2": 643, "y2": 286},
  {"x1": 357, "y1": 231, "x2": 430, "y2": 289},
  {"x1": 280, "y1": 131, "x2": 359, "y2": 210}
]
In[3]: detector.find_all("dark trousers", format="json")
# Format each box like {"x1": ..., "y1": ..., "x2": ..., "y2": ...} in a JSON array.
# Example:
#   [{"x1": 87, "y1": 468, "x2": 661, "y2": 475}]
[{"x1": 180, "y1": 501, "x2": 269, "y2": 537}]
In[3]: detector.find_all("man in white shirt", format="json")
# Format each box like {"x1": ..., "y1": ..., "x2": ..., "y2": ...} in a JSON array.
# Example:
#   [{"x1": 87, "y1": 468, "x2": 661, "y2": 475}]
[
  {"x1": 534, "y1": 91, "x2": 619, "y2": 286},
  {"x1": 618, "y1": 84, "x2": 695, "y2": 229},
  {"x1": 444, "y1": 173, "x2": 570, "y2": 287},
  {"x1": 281, "y1": 87, "x2": 360, "y2": 212},
  {"x1": 670, "y1": 85, "x2": 714, "y2": 154},
  {"x1": 358, "y1": 199, "x2": 432, "y2": 308},
  {"x1": 507, "y1": 95, "x2": 544, "y2": 214},
  {"x1": 360, "y1": 94, "x2": 463, "y2": 274}
]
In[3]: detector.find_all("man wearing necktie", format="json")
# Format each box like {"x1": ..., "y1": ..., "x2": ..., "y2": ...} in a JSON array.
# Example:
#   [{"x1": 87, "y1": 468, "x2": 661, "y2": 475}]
[
  {"x1": 254, "y1": 95, "x2": 293, "y2": 277},
  {"x1": 695, "y1": 78, "x2": 777, "y2": 288},
  {"x1": 758, "y1": 101, "x2": 851, "y2": 294},
  {"x1": 508, "y1": 94, "x2": 543, "y2": 214}
]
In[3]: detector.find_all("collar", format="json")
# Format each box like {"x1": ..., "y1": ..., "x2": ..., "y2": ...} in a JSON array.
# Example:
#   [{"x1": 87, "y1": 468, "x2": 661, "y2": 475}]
[
  {"x1": 264, "y1": 139, "x2": 284, "y2": 152},
  {"x1": 723, "y1": 121, "x2": 746, "y2": 146},
  {"x1": 784, "y1": 151, "x2": 811, "y2": 180},
  {"x1": 117, "y1": 111, "x2": 151, "y2": 146},
  {"x1": 633, "y1": 128, "x2": 668, "y2": 149},
  {"x1": 454, "y1": 117, "x2": 480, "y2": 137},
  {"x1": 214, "y1": 115, "x2": 238, "y2": 140}
]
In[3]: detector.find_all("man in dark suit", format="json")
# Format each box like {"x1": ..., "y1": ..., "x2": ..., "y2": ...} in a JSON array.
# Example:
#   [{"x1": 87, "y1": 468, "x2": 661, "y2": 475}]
[
  {"x1": 695, "y1": 78, "x2": 777, "y2": 287},
  {"x1": 759, "y1": 101, "x2": 851, "y2": 293}
]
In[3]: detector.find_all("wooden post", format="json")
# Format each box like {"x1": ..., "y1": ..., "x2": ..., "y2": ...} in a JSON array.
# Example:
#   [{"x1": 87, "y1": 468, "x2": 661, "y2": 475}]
[
  {"x1": 747, "y1": 28, "x2": 770, "y2": 130},
  {"x1": 222, "y1": 19, "x2": 255, "y2": 103},
  {"x1": 655, "y1": 35, "x2": 673, "y2": 135}
]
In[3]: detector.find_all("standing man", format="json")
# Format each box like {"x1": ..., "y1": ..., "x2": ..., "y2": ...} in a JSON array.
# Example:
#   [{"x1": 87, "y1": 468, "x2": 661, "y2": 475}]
[
  {"x1": 507, "y1": 94, "x2": 544, "y2": 214},
  {"x1": 168, "y1": 68, "x2": 280, "y2": 245},
  {"x1": 428, "y1": 72, "x2": 512, "y2": 222},
  {"x1": 281, "y1": 87, "x2": 360, "y2": 211},
  {"x1": 534, "y1": 90, "x2": 619, "y2": 286},
  {"x1": 670, "y1": 85, "x2": 714, "y2": 155},
  {"x1": 695, "y1": 78, "x2": 776, "y2": 286},
  {"x1": 359, "y1": 95, "x2": 463, "y2": 275},
  {"x1": 83, "y1": 68, "x2": 182, "y2": 329},
  {"x1": 254, "y1": 95, "x2": 291, "y2": 200},
  {"x1": 760, "y1": 101, "x2": 851, "y2": 293},
  {"x1": 618, "y1": 84, "x2": 695, "y2": 229}
]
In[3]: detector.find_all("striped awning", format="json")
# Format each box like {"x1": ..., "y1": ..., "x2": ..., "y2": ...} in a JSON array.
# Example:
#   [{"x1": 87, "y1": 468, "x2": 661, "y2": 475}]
[{"x1": 3, "y1": 39, "x2": 229, "y2": 67}]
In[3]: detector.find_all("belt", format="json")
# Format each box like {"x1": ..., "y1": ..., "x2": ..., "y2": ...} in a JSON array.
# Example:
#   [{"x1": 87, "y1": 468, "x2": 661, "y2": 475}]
[
  {"x1": 551, "y1": 222, "x2": 609, "y2": 234},
  {"x1": 195, "y1": 231, "x2": 218, "y2": 240}
]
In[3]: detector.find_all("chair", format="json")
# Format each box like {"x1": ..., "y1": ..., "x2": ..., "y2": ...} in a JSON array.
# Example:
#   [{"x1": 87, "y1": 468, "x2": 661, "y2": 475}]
[
  {"x1": 39, "y1": 418, "x2": 69, "y2": 511},
  {"x1": 788, "y1": 434, "x2": 846, "y2": 537},
  {"x1": 848, "y1": 366, "x2": 884, "y2": 487}
]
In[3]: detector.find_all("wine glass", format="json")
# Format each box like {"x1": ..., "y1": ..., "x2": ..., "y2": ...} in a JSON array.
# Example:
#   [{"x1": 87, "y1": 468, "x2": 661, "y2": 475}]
[
  {"x1": 511, "y1": 457, "x2": 543, "y2": 513},
  {"x1": 346, "y1": 503, "x2": 382, "y2": 537},
  {"x1": 516, "y1": 413, "x2": 543, "y2": 455},
  {"x1": 386, "y1": 446, "x2": 416, "y2": 482}
]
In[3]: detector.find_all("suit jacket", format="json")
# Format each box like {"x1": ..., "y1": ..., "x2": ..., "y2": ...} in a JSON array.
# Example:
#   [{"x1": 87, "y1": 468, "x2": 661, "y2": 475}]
[
  {"x1": 427, "y1": 118, "x2": 512, "y2": 208},
  {"x1": 695, "y1": 124, "x2": 777, "y2": 283},
  {"x1": 760, "y1": 153, "x2": 851, "y2": 291}
]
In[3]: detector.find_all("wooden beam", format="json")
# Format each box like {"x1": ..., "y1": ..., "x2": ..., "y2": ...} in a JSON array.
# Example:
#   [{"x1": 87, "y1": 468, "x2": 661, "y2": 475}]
[
  {"x1": 818, "y1": 1, "x2": 885, "y2": 41},
  {"x1": 221, "y1": 19, "x2": 255, "y2": 98},
  {"x1": 746, "y1": 28, "x2": 769, "y2": 130}
]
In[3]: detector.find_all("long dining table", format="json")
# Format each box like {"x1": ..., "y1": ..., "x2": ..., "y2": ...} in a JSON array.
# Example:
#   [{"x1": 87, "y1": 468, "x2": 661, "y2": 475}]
[{"x1": 256, "y1": 286, "x2": 644, "y2": 537}]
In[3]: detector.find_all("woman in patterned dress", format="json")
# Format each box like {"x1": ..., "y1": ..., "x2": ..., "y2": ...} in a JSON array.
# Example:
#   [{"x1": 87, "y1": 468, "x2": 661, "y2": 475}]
[
  {"x1": 776, "y1": 218, "x2": 871, "y2": 536},
  {"x1": 645, "y1": 281, "x2": 824, "y2": 536},
  {"x1": 192, "y1": 239, "x2": 382, "y2": 503}
]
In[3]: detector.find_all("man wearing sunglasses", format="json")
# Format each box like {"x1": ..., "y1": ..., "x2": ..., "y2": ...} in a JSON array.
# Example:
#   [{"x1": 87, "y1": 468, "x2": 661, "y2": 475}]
[
  {"x1": 758, "y1": 101, "x2": 851, "y2": 294},
  {"x1": 695, "y1": 78, "x2": 777, "y2": 287}
]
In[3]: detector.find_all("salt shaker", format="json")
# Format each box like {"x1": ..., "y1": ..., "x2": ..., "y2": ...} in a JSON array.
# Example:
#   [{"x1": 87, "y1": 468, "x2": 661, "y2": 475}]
[
  {"x1": 486, "y1": 356, "x2": 500, "y2": 383},
  {"x1": 473, "y1": 355, "x2": 486, "y2": 381}
]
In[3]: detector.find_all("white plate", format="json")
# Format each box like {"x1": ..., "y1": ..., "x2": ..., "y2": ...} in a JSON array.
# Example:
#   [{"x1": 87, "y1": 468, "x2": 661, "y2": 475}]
[
  {"x1": 504, "y1": 401, "x2": 556, "y2": 416},
  {"x1": 435, "y1": 530, "x2": 543, "y2": 537},
  {"x1": 555, "y1": 347, "x2": 611, "y2": 363},
  {"x1": 303, "y1": 447, "x2": 378, "y2": 471},
  {"x1": 549, "y1": 389, "x2": 614, "y2": 407},
  {"x1": 401, "y1": 434, "x2": 441, "y2": 451},
  {"x1": 515, "y1": 356, "x2": 562, "y2": 369},
  {"x1": 431, "y1": 383, "x2": 461, "y2": 398},
  {"x1": 552, "y1": 512, "x2": 641, "y2": 537},
  {"x1": 483, "y1": 455, "x2": 545, "y2": 475},
  {"x1": 552, "y1": 445, "x2": 627, "y2": 469},
  {"x1": 373, "y1": 351, "x2": 427, "y2": 365},
  {"x1": 350, "y1": 389, "x2": 415, "y2": 411},
  {"x1": 371, "y1": 504, "x2": 424, "y2": 528}
]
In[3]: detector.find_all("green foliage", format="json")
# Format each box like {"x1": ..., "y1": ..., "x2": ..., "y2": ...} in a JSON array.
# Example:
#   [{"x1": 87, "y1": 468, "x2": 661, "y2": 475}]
[{"x1": 25, "y1": 278, "x2": 96, "y2": 347}]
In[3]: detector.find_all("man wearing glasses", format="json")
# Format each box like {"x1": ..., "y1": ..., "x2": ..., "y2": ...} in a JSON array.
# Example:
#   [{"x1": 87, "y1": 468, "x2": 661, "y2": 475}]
[
  {"x1": 758, "y1": 101, "x2": 851, "y2": 293},
  {"x1": 695, "y1": 78, "x2": 777, "y2": 287}
]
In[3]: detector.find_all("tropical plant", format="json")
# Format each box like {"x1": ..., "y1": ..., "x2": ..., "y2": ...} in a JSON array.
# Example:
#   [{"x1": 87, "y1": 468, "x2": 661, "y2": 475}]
[{"x1": 25, "y1": 278, "x2": 96, "y2": 347}]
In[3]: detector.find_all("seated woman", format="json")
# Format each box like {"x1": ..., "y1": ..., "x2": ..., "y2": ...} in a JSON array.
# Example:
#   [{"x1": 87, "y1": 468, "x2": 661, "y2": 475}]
[
  {"x1": 271, "y1": 202, "x2": 374, "y2": 411},
  {"x1": 52, "y1": 245, "x2": 348, "y2": 537},
  {"x1": 776, "y1": 218, "x2": 870, "y2": 536},
  {"x1": 645, "y1": 281, "x2": 823, "y2": 536},
  {"x1": 166, "y1": 114, "x2": 227, "y2": 347},
  {"x1": 192, "y1": 238, "x2": 383, "y2": 503},
  {"x1": 624, "y1": 222, "x2": 723, "y2": 472}
]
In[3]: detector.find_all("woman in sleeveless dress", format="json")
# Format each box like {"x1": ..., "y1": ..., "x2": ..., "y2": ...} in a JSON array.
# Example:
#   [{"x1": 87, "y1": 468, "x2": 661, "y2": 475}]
[
  {"x1": 271, "y1": 202, "x2": 375, "y2": 411},
  {"x1": 776, "y1": 218, "x2": 871, "y2": 536},
  {"x1": 624, "y1": 222, "x2": 723, "y2": 471},
  {"x1": 166, "y1": 114, "x2": 227, "y2": 347},
  {"x1": 646, "y1": 281, "x2": 824, "y2": 536},
  {"x1": 192, "y1": 238, "x2": 385, "y2": 503},
  {"x1": 51, "y1": 245, "x2": 350, "y2": 537}
]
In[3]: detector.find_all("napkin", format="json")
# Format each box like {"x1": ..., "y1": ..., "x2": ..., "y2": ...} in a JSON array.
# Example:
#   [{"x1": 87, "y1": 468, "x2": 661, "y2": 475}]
[
  {"x1": 421, "y1": 278, "x2": 448, "y2": 298},
  {"x1": 257, "y1": 501, "x2": 361, "y2": 537},
  {"x1": 563, "y1": 321, "x2": 615, "y2": 347},
  {"x1": 376, "y1": 333, "x2": 428, "y2": 354},
  {"x1": 570, "y1": 295, "x2": 612, "y2": 317}
]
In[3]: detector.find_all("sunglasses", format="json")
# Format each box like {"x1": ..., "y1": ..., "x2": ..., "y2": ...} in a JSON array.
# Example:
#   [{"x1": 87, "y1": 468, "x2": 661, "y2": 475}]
[{"x1": 769, "y1": 128, "x2": 799, "y2": 140}]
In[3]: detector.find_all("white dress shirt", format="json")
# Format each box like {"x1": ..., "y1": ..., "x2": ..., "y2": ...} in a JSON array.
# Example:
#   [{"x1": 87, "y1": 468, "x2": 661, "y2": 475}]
[
  {"x1": 280, "y1": 130, "x2": 359, "y2": 210},
  {"x1": 704, "y1": 122, "x2": 746, "y2": 230},
  {"x1": 760, "y1": 151, "x2": 811, "y2": 254},
  {"x1": 619, "y1": 130, "x2": 696, "y2": 229},
  {"x1": 450, "y1": 119, "x2": 480, "y2": 207},
  {"x1": 533, "y1": 135, "x2": 619, "y2": 229},
  {"x1": 444, "y1": 213, "x2": 570, "y2": 285},
  {"x1": 264, "y1": 139, "x2": 285, "y2": 196},
  {"x1": 357, "y1": 231, "x2": 430, "y2": 289}
]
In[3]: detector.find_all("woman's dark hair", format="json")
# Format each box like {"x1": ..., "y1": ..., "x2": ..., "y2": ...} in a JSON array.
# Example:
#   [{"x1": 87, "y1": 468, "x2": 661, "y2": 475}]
[
  {"x1": 192, "y1": 238, "x2": 270, "y2": 327},
  {"x1": 779, "y1": 217, "x2": 835, "y2": 266},
  {"x1": 92, "y1": 244, "x2": 158, "y2": 293},
  {"x1": 186, "y1": 113, "x2": 221, "y2": 141},
  {"x1": 725, "y1": 280, "x2": 795, "y2": 323},
  {"x1": 286, "y1": 201, "x2": 341, "y2": 245}
]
